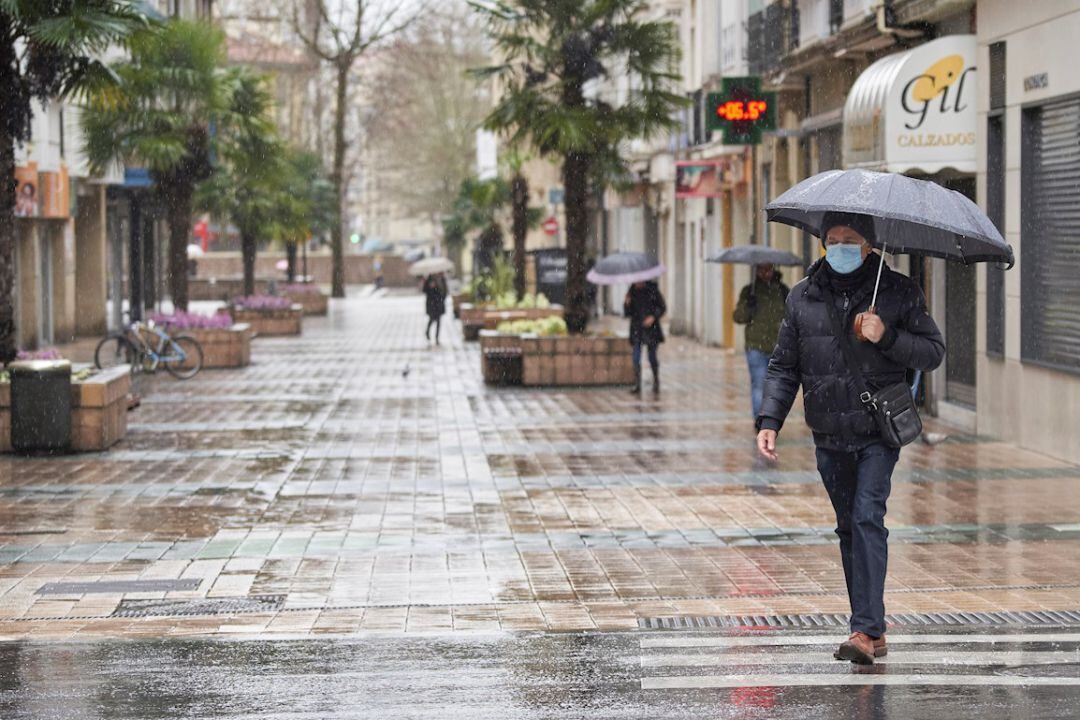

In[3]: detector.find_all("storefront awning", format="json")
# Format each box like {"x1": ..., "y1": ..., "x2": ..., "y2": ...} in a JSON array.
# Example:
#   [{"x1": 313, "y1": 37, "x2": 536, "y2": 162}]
[{"x1": 843, "y1": 35, "x2": 977, "y2": 175}]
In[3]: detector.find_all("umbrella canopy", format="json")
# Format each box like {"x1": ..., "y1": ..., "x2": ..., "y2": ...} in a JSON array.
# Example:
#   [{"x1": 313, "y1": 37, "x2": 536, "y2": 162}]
[
  {"x1": 707, "y1": 245, "x2": 804, "y2": 266},
  {"x1": 765, "y1": 169, "x2": 1014, "y2": 267},
  {"x1": 587, "y1": 252, "x2": 665, "y2": 285},
  {"x1": 409, "y1": 257, "x2": 454, "y2": 277}
]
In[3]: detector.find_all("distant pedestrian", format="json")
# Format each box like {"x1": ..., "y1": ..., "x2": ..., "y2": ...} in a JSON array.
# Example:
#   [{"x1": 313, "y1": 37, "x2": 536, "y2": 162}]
[
  {"x1": 755, "y1": 212, "x2": 944, "y2": 665},
  {"x1": 624, "y1": 280, "x2": 666, "y2": 394},
  {"x1": 423, "y1": 273, "x2": 447, "y2": 344},
  {"x1": 733, "y1": 263, "x2": 789, "y2": 421}
]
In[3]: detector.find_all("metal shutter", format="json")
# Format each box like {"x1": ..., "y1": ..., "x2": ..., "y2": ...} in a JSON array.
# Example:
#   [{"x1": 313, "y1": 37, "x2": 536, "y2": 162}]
[{"x1": 1021, "y1": 96, "x2": 1080, "y2": 370}]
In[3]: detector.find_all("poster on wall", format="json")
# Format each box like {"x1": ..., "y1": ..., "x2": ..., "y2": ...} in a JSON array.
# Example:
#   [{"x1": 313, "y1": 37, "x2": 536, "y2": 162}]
[
  {"x1": 675, "y1": 161, "x2": 725, "y2": 198},
  {"x1": 14, "y1": 164, "x2": 38, "y2": 217},
  {"x1": 40, "y1": 166, "x2": 70, "y2": 218}
]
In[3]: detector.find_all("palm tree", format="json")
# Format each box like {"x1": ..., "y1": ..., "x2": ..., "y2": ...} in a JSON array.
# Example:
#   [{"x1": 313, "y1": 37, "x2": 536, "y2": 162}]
[
  {"x1": 195, "y1": 70, "x2": 279, "y2": 297},
  {"x1": 472, "y1": 0, "x2": 686, "y2": 333},
  {"x1": 0, "y1": 0, "x2": 148, "y2": 362},
  {"x1": 506, "y1": 149, "x2": 530, "y2": 300},
  {"x1": 82, "y1": 19, "x2": 231, "y2": 312},
  {"x1": 278, "y1": 150, "x2": 336, "y2": 282},
  {"x1": 454, "y1": 176, "x2": 512, "y2": 272}
]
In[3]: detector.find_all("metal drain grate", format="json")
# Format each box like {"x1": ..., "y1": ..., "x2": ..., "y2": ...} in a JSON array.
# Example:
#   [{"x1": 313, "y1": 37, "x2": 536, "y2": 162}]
[
  {"x1": 638, "y1": 610, "x2": 1080, "y2": 630},
  {"x1": 37, "y1": 579, "x2": 202, "y2": 596},
  {"x1": 112, "y1": 595, "x2": 285, "y2": 618}
]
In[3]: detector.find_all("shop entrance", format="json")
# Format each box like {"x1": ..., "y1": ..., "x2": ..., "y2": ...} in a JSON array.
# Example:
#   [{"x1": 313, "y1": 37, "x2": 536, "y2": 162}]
[{"x1": 942, "y1": 177, "x2": 977, "y2": 407}]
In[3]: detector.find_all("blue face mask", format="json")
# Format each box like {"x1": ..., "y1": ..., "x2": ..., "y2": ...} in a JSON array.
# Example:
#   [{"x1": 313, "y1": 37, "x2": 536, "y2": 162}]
[{"x1": 825, "y1": 244, "x2": 865, "y2": 274}]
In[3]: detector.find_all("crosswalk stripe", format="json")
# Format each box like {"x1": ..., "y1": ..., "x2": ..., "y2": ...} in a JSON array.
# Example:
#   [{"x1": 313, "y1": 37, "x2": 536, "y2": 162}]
[
  {"x1": 641, "y1": 632, "x2": 1080, "y2": 649},
  {"x1": 641, "y1": 650, "x2": 1080, "y2": 668},
  {"x1": 641, "y1": 674, "x2": 1080, "y2": 689}
]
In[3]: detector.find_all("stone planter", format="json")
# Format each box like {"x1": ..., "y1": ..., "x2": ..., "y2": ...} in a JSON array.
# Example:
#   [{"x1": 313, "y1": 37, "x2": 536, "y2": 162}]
[
  {"x1": 285, "y1": 288, "x2": 328, "y2": 316},
  {"x1": 0, "y1": 364, "x2": 131, "y2": 453},
  {"x1": 460, "y1": 304, "x2": 565, "y2": 341},
  {"x1": 181, "y1": 324, "x2": 252, "y2": 369},
  {"x1": 451, "y1": 294, "x2": 469, "y2": 319},
  {"x1": 480, "y1": 332, "x2": 635, "y2": 386},
  {"x1": 227, "y1": 305, "x2": 303, "y2": 337},
  {"x1": 71, "y1": 365, "x2": 131, "y2": 452}
]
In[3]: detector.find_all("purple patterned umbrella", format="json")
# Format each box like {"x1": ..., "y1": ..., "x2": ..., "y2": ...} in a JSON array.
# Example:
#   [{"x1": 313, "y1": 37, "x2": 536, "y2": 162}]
[{"x1": 586, "y1": 252, "x2": 665, "y2": 285}]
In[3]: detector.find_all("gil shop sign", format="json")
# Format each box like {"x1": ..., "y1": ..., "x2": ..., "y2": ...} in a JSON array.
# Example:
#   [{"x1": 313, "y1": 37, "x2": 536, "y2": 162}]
[{"x1": 843, "y1": 35, "x2": 977, "y2": 174}]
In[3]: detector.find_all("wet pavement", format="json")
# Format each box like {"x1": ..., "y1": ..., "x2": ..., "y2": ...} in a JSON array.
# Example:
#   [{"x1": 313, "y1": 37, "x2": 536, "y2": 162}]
[
  {"x1": 3, "y1": 289, "x2": 1080, "y2": 715},
  {"x1": 2, "y1": 630, "x2": 1080, "y2": 718}
]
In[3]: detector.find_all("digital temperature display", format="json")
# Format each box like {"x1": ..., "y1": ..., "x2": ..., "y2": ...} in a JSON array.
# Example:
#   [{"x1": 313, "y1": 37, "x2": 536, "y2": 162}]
[{"x1": 706, "y1": 77, "x2": 777, "y2": 145}]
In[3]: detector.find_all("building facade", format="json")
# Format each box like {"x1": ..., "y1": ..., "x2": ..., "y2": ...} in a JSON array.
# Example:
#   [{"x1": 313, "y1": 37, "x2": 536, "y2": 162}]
[
  {"x1": 615, "y1": 0, "x2": 1080, "y2": 463},
  {"x1": 976, "y1": 0, "x2": 1080, "y2": 464}
]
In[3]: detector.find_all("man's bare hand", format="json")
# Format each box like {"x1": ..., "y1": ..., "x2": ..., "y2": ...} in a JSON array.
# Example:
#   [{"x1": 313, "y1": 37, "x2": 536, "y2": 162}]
[
  {"x1": 643, "y1": 316, "x2": 655, "y2": 328},
  {"x1": 757, "y1": 429, "x2": 778, "y2": 461},
  {"x1": 858, "y1": 312, "x2": 886, "y2": 344}
]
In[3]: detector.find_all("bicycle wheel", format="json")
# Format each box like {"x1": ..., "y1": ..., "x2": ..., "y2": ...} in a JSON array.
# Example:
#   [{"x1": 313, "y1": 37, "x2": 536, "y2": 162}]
[
  {"x1": 164, "y1": 335, "x2": 203, "y2": 379},
  {"x1": 95, "y1": 335, "x2": 138, "y2": 371}
]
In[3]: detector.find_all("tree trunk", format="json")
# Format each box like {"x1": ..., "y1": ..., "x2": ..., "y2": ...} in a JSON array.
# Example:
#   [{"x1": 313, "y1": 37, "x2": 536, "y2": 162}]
[
  {"x1": 0, "y1": 127, "x2": 17, "y2": 363},
  {"x1": 329, "y1": 60, "x2": 349, "y2": 299},
  {"x1": 286, "y1": 241, "x2": 297, "y2": 283},
  {"x1": 165, "y1": 186, "x2": 193, "y2": 312},
  {"x1": 512, "y1": 173, "x2": 528, "y2": 300},
  {"x1": 241, "y1": 228, "x2": 257, "y2": 297},
  {"x1": 563, "y1": 151, "x2": 590, "y2": 334}
]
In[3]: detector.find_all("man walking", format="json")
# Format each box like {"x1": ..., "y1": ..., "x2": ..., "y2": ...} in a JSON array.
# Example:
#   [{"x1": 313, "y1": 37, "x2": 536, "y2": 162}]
[
  {"x1": 733, "y1": 263, "x2": 788, "y2": 421},
  {"x1": 755, "y1": 212, "x2": 944, "y2": 664}
]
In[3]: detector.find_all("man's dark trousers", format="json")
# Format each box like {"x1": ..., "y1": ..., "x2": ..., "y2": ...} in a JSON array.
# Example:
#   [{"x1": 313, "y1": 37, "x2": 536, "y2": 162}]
[{"x1": 814, "y1": 441, "x2": 900, "y2": 637}]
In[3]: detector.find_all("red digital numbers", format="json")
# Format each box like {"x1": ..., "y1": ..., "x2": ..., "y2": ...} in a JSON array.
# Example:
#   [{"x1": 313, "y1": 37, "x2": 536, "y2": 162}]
[{"x1": 715, "y1": 99, "x2": 768, "y2": 121}]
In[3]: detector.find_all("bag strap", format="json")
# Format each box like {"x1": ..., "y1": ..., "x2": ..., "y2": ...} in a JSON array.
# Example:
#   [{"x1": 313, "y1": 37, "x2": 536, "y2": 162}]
[{"x1": 820, "y1": 286, "x2": 877, "y2": 412}]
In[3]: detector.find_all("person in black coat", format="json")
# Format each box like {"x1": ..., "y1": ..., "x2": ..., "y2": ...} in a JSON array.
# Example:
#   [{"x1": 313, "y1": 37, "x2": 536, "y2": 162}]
[
  {"x1": 755, "y1": 212, "x2": 944, "y2": 664},
  {"x1": 422, "y1": 273, "x2": 448, "y2": 344},
  {"x1": 623, "y1": 280, "x2": 667, "y2": 394}
]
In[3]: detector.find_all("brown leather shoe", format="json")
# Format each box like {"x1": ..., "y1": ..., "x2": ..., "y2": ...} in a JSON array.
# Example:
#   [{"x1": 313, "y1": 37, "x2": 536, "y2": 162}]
[
  {"x1": 834, "y1": 633, "x2": 886, "y2": 659},
  {"x1": 836, "y1": 631, "x2": 877, "y2": 664}
]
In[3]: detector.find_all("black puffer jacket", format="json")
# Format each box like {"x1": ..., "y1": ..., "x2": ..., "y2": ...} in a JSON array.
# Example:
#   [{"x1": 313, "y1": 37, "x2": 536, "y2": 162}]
[
  {"x1": 624, "y1": 281, "x2": 666, "y2": 346},
  {"x1": 757, "y1": 254, "x2": 945, "y2": 451}
]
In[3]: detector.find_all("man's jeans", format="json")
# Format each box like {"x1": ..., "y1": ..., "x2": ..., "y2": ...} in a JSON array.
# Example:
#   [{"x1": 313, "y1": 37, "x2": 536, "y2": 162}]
[
  {"x1": 815, "y1": 442, "x2": 900, "y2": 638},
  {"x1": 746, "y1": 349, "x2": 770, "y2": 418}
]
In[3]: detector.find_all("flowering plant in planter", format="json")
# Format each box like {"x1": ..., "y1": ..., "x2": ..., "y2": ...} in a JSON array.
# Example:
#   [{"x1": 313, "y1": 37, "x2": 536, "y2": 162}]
[
  {"x1": 15, "y1": 348, "x2": 63, "y2": 360},
  {"x1": 231, "y1": 295, "x2": 293, "y2": 311},
  {"x1": 149, "y1": 311, "x2": 233, "y2": 330},
  {"x1": 2, "y1": 349, "x2": 95, "y2": 383}
]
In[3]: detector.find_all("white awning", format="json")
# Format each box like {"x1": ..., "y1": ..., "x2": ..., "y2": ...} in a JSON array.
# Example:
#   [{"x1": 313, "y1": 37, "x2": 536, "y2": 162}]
[{"x1": 843, "y1": 35, "x2": 977, "y2": 175}]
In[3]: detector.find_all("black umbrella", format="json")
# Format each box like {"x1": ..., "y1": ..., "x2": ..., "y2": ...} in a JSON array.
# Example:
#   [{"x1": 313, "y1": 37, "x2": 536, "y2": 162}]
[
  {"x1": 765, "y1": 169, "x2": 1014, "y2": 267},
  {"x1": 706, "y1": 245, "x2": 804, "y2": 267}
]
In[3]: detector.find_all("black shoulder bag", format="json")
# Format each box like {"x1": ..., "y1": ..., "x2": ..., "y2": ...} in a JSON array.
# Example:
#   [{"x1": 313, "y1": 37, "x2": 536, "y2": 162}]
[{"x1": 822, "y1": 289, "x2": 923, "y2": 448}]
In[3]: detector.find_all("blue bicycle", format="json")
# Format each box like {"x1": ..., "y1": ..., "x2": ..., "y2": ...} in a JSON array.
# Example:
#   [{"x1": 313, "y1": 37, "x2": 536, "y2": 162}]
[{"x1": 95, "y1": 319, "x2": 204, "y2": 380}]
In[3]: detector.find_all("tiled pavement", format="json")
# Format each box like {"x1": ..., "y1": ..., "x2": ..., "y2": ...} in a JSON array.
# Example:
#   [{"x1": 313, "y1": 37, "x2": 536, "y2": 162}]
[{"x1": 2, "y1": 290, "x2": 1080, "y2": 639}]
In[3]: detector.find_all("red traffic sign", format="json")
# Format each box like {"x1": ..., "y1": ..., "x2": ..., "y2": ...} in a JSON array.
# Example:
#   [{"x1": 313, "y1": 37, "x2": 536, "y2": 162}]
[{"x1": 542, "y1": 217, "x2": 559, "y2": 236}]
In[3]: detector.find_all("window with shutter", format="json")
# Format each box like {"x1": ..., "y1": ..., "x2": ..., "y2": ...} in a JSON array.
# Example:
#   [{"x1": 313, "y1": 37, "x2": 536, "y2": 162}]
[{"x1": 1021, "y1": 97, "x2": 1080, "y2": 372}]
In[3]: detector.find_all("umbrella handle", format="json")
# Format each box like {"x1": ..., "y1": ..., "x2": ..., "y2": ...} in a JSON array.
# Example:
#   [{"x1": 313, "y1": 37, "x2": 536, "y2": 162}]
[{"x1": 853, "y1": 306, "x2": 877, "y2": 342}]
